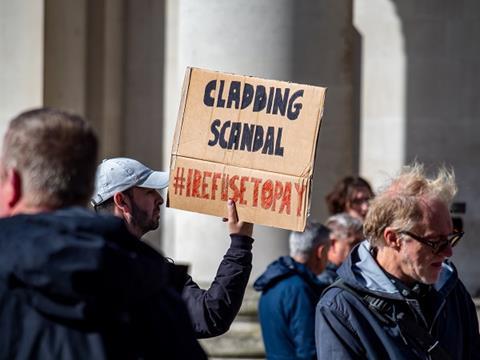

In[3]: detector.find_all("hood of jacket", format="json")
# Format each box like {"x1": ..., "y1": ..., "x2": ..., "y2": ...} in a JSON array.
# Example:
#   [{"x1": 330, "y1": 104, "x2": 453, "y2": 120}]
[
  {"x1": 0, "y1": 207, "x2": 167, "y2": 325},
  {"x1": 337, "y1": 240, "x2": 459, "y2": 301},
  {"x1": 253, "y1": 256, "x2": 325, "y2": 292}
]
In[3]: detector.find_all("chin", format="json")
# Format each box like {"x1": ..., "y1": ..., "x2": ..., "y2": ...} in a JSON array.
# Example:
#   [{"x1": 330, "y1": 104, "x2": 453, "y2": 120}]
[{"x1": 420, "y1": 272, "x2": 440, "y2": 285}]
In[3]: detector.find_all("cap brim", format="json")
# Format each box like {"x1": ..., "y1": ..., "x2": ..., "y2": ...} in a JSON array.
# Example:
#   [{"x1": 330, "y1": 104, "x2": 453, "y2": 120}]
[{"x1": 137, "y1": 170, "x2": 169, "y2": 190}]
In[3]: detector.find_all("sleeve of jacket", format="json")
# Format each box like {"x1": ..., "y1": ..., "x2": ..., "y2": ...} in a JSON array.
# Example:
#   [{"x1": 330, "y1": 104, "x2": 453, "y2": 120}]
[
  {"x1": 181, "y1": 234, "x2": 253, "y2": 338},
  {"x1": 315, "y1": 292, "x2": 365, "y2": 360}
]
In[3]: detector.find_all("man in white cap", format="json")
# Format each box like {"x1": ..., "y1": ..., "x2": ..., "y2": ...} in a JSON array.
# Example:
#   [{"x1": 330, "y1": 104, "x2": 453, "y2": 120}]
[
  {"x1": 92, "y1": 157, "x2": 254, "y2": 339},
  {"x1": 91, "y1": 157, "x2": 170, "y2": 238}
]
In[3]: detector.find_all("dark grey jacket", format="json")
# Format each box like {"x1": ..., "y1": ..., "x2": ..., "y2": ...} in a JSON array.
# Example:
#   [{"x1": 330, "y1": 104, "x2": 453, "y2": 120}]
[
  {"x1": 182, "y1": 234, "x2": 253, "y2": 338},
  {"x1": 316, "y1": 241, "x2": 480, "y2": 359}
]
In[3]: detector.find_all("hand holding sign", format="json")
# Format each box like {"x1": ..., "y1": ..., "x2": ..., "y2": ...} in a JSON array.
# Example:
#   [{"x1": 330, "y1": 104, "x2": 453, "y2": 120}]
[{"x1": 223, "y1": 199, "x2": 254, "y2": 237}]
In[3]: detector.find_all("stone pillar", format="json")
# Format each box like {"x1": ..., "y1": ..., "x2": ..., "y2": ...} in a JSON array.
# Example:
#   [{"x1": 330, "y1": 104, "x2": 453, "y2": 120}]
[
  {"x1": 164, "y1": 0, "x2": 354, "y2": 357},
  {"x1": 354, "y1": 0, "x2": 480, "y2": 295},
  {"x1": 0, "y1": 0, "x2": 44, "y2": 138},
  {"x1": 44, "y1": 0, "x2": 87, "y2": 115},
  {"x1": 43, "y1": 0, "x2": 126, "y2": 159},
  {"x1": 164, "y1": 0, "x2": 354, "y2": 282},
  {"x1": 122, "y1": 0, "x2": 167, "y2": 250},
  {"x1": 354, "y1": 0, "x2": 406, "y2": 187},
  {"x1": 85, "y1": 0, "x2": 125, "y2": 157}
]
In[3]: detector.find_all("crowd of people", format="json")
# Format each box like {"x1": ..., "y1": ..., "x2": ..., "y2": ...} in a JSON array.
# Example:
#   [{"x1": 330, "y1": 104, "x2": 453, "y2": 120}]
[{"x1": 0, "y1": 107, "x2": 478, "y2": 359}]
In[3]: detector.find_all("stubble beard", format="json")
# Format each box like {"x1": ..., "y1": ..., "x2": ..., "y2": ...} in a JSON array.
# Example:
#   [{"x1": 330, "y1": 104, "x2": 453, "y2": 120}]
[{"x1": 131, "y1": 201, "x2": 159, "y2": 236}]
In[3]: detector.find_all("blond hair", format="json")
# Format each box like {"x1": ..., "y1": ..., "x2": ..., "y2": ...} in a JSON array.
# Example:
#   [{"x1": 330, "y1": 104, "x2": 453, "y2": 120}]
[{"x1": 364, "y1": 163, "x2": 457, "y2": 248}]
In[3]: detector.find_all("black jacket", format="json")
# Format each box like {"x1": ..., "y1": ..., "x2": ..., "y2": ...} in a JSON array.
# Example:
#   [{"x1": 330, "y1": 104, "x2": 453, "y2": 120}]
[
  {"x1": 0, "y1": 207, "x2": 206, "y2": 360},
  {"x1": 181, "y1": 234, "x2": 253, "y2": 338}
]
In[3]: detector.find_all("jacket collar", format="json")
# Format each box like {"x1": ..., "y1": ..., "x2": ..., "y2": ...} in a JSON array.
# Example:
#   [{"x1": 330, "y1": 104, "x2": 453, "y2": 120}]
[{"x1": 337, "y1": 240, "x2": 458, "y2": 301}]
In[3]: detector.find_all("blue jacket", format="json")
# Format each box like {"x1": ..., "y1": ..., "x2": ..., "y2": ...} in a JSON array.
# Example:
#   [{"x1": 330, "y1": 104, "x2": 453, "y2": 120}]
[
  {"x1": 316, "y1": 241, "x2": 480, "y2": 359},
  {"x1": 0, "y1": 208, "x2": 206, "y2": 359},
  {"x1": 254, "y1": 256, "x2": 329, "y2": 360}
]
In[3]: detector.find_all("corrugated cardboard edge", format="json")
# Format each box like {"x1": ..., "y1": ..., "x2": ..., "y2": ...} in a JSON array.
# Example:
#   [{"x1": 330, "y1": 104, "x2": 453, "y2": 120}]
[
  {"x1": 309, "y1": 88, "x2": 327, "y2": 174},
  {"x1": 167, "y1": 67, "x2": 193, "y2": 207},
  {"x1": 303, "y1": 87, "x2": 328, "y2": 226},
  {"x1": 171, "y1": 67, "x2": 193, "y2": 156}
]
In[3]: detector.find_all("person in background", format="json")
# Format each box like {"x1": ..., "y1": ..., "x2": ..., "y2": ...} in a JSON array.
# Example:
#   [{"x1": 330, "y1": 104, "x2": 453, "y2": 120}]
[
  {"x1": 317, "y1": 212, "x2": 363, "y2": 285},
  {"x1": 325, "y1": 175, "x2": 374, "y2": 221},
  {"x1": 0, "y1": 108, "x2": 206, "y2": 359},
  {"x1": 316, "y1": 164, "x2": 480, "y2": 359},
  {"x1": 92, "y1": 157, "x2": 254, "y2": 338},
  {"x1": 254, "y1": 221, "x2": 330, "y2": 360}
]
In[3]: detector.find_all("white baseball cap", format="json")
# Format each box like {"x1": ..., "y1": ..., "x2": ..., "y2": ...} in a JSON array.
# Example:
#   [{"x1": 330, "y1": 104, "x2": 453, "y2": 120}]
[{"x1": 91, "y1": 157, "x2": 169, "y2": 206}]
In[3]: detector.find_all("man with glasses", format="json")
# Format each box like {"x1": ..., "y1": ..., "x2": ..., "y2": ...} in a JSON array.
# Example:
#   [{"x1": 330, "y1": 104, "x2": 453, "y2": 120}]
[{"x1": 316, "y1": 164, "x2": 480, "y2": 359}]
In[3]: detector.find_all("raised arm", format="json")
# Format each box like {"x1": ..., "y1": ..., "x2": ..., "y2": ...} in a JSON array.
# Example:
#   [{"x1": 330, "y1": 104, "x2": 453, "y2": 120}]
[{"x1": 182, "y1": 200, "x2": 254, "y2": 338}]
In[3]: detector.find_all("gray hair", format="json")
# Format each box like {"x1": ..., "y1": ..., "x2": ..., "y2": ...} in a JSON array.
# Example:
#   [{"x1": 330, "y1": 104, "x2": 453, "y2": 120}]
[
  {"x1": 326, "y1": 213, "x2": 363, "y2": 241},
  {"x1": 289, "y1": 220, "x2": 330, "y2": 259},
  {"x1": 1, "y1": 108, "x2": 98, "y2": 208}
]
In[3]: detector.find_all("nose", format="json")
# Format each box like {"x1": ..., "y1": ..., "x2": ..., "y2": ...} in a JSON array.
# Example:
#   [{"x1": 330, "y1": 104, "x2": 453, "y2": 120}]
[
  {"x1": 439, "y1": 242, "x2": 453, "y2": 258},
  {"x1": 154, "y1": 190, "x2": 164, "y2": 206}
]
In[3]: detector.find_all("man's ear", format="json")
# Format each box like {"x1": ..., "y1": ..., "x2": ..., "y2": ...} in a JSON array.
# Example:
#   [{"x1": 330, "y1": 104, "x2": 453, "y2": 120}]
[
  {"x1": 327, "y1": 238, "x2": 336, "y2": 254},
  {"x1": 113, "y1": 192, "x2": 131, "y2": 214},
  {"x1": 316, "y1": 244, "x2": 327, "y2": 259},
  {"x1": 5, "y1": 168, "x2": 22, "y2": 209},
  {"x1": 383, "y1": 227, "x2": 401, "y2": 250}
]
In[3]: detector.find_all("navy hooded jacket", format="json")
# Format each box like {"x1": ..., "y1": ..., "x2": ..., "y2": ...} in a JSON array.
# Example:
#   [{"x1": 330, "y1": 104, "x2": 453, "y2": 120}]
[
  {"x1": 254, "y1": 256, "x2": 329, "y2": 360},
  {"x1": 0, "y1": 207, "x2": 206, "y2": 359},
  {"x1": 316, "y1": 240, "x2": 480, "y2": 359}
]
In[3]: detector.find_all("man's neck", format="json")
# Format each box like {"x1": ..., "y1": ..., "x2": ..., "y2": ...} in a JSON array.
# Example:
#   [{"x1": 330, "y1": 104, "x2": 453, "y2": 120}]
[
  {"x1": 375, "y1": 246, "x2": 415, "y2": 286},
  {"x1": 293, "y1": 255, "x2": 323, "y2": 276},
  {"x1": 7, "y1": 202, "x2": 53, "y2": 216},
  {"x1": 113, "y1": 208, "x2": 144, "y2": 239}
]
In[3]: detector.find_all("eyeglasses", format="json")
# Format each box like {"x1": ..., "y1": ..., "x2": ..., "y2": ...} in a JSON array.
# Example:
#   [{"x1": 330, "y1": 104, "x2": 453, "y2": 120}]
[
  {"x1": 398, "y1": 230, "x2": 464, "y2": 254},
  {"x1": 350, "y1": 197, "x2": 372, "y2": 206}
]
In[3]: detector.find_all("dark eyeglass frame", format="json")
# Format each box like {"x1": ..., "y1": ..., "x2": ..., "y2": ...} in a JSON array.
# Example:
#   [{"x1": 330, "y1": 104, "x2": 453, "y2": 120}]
[
  {"x1": 350, "y1": 197, "x2": 372, "y2": 206},
  {"x1": 398, "y1": 230, "x2": 464, "y2": 254}
]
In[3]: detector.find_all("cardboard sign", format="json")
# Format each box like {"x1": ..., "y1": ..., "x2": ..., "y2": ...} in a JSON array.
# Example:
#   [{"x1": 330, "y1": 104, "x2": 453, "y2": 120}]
[{"x1": 168, "y1": 67, "x2": 326, "y2": 231}]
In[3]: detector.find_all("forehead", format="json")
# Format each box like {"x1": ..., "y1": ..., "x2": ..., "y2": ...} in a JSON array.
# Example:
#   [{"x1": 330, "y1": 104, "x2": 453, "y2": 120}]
[
  {"x1": 352, "y1": 186, "x2": 372, "y2": 197},
  {"x1": 131, "y1": 186, "x2": 154, "y2": 197},
  {"x1": 417, "y1": 198, "x2": 452, "y2": 234}
]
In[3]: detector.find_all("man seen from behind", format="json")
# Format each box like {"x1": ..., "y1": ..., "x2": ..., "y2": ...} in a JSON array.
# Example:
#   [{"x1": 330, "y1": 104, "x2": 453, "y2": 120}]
[
  {"x1": 0, "y1": 108, "x2": 206, "y2": 359},
  {"x1": 254, "y1": 221, "x2": 330, "y2": 360}
]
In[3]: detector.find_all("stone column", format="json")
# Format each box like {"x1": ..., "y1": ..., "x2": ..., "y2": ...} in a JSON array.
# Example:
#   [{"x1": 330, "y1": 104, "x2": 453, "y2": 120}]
[
  {"x1": 164, "y1": 0, "x2": 354, "y2": 283},
  {"x1": 164, "y1": 0, "x2": 354, "y2": 357},
  {"x1": 354, "y1": 0, "x2": 406, "y2": 187},
  {"x1": 354, "y1": 0, "x2": 480, "y2": 295},
  {"x1": 0, "y1": 0, "x2": 44, "y2": 138},
  {"x1": 43, "y1": 0, "x2": 125, "y2": 159},
  {"x1": 44, "y1": 0, "x2": 87, "y2": 115}
]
